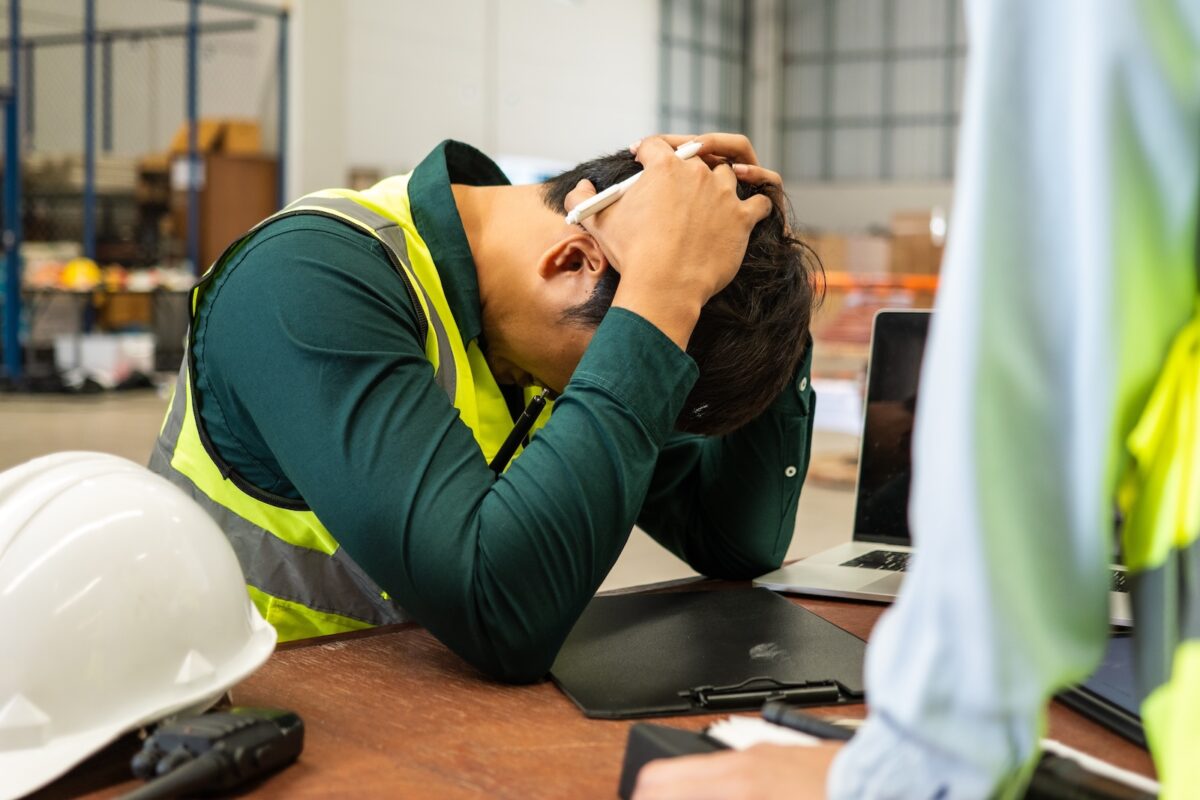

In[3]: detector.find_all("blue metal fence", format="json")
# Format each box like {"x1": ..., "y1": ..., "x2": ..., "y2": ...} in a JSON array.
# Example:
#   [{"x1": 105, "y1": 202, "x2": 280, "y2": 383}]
[{"x1": 2, "y1": 0, "x2": 21, "y2": 384}]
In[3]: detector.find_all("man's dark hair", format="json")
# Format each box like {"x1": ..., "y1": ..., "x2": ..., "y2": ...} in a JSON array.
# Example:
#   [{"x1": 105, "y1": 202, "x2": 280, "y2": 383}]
[{"x1": 542, "y1": 149, "x2": 823, "y2": 436}]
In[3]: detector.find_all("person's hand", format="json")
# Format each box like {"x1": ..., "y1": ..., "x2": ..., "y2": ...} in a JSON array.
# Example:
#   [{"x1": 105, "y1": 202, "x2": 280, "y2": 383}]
[
  {"x1": 631, "y1": 132, "x2": 782, "y2": 188},
  {"x1": 562, "y1": 136, "x2": 773, "y2": 351},
  {"x1": 632, "y1": 742, "x2": 841, "y2": 800}
]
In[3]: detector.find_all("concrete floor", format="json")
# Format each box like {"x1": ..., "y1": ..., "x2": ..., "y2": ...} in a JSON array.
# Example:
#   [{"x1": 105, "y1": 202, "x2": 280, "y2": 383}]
[{"x1": 0, "y1": 389, "x2": 856, "y2": 591}]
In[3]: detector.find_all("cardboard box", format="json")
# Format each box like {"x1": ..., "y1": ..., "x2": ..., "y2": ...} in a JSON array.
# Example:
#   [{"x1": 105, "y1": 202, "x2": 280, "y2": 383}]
[
  {"x1": 805, "y1": 234, "x2": 845, "y2": 273},
  {"x1": 99, "y1": 292, "x2": 153, "y2": 331},
  {"x1": 168, "y1": 118, "x2": 261, "y2": 155},
  {"x1": 221, "y1": 119, "x2": 262, "y2": 154},
  {"x1": 889, "y1": 210, "x2": 946, "y2": 275},
  {"x1": 891, "y1": 235, "x2": 944, "y2": 275},
  {"x1": 807, "y1": 233, "x2": 891, "y2": 274},
  {"x1": 171, "y1": 153, "x2": 278, "y2": 270},
  {"x1": 169, "y1": 119, "x2": 223, "y2": 154},
  {"x1": 891, "y1": 210, "x2": 934, "y2": 237},
  {"x1": 844, "y1": 235, "x2": 891, "y2": 274}
]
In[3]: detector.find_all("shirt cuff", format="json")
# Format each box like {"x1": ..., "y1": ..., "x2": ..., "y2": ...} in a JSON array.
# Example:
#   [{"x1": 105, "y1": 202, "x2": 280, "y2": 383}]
[
  {"x1": 828, "y1": 711, "x2": 1000, "y2": 799},
  {"x1": 568, "y1": 307, "x2": 699, "y2": 442}
]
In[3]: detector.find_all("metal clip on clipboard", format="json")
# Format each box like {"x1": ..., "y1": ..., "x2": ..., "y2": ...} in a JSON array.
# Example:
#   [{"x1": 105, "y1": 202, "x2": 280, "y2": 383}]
[
  {"x1": 681, "y1": 677, "x2": 843, "y2": 710},
  {"x1": 550, "y1": 589, "x2": 867, "y2": 718}
]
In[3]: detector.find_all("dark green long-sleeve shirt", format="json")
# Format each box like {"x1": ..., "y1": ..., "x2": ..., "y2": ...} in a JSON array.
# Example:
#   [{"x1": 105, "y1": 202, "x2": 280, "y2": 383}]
[{"x1": 191, "y1": 141, "x2": 815, "y2": 682}]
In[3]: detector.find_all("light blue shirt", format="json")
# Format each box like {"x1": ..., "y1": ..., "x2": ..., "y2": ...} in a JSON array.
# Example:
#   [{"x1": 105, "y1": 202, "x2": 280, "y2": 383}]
[{"x1": 829, "y1": 1, "x2": 1200, "y2": 796}]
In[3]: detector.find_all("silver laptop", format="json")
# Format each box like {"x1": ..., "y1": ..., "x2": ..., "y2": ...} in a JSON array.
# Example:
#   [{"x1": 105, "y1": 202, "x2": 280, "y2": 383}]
[{"x1": 755, "y1": 309, "x2": 1132, "y2": 627}]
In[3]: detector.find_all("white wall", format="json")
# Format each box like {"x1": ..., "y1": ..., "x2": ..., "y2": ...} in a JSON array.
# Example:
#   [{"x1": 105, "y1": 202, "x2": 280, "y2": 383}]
[
  {"x1": 286, "y1": 0, "x2": 660, "y2": 195},
  {"x1": 490, "y1": 0, "x2": 659, "y2": 165},
  {"x1": 286, "y1": 0, "x2": 346, "y2": 197}
]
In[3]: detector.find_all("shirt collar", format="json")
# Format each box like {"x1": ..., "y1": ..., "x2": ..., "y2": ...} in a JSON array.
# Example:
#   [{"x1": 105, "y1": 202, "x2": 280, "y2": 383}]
[{"x1": 407, "y1": 140, "x2": 510, "y2": 344}]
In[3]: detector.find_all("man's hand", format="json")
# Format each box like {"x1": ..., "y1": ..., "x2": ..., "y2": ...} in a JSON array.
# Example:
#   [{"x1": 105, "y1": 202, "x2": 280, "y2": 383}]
[
  {"x1": 632, "y1": 743, "x2": 841, "y2": 800},
  {"x1": 563, "y1": 136, "x2": 773, "y2": 351},
  {"x1": 631, "y1": 132, "x2": 783, "y2": 189}
]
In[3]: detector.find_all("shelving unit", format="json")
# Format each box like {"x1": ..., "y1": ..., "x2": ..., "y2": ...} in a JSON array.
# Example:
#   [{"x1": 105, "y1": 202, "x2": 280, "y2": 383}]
[{"x1": 0, "y1": 0, "x2": 290, "y2": 388}]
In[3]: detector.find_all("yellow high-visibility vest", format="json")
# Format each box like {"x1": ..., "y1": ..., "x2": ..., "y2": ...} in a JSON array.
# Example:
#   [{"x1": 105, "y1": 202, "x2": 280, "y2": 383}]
[
  {"x1": 150, "y1": 176, "x2": 541, "y2": 642},
  {"x1": 1118, "y1": 299, "x2": 1200, "y2": 796}
]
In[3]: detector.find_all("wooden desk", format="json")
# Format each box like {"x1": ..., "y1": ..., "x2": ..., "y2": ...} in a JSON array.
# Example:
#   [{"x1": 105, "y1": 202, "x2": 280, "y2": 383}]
[{"x1": 57, "y1": 591, "x2": 1153, "y2": 799}]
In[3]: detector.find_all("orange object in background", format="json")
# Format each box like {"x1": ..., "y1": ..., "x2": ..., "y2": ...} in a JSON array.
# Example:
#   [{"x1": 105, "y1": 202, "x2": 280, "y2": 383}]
[
  {"x1": 801, "y1": 205, "x2": 946, "y2": 370},
  {"x1": 102, "y1": 265, "x2": 128, "y2": 293},
  {"x1": 814, "y1": 271, "x2": 938, "y2": 346},
  {"x1": 25, "y1": 260, "x2": 64, "y2": 290}
]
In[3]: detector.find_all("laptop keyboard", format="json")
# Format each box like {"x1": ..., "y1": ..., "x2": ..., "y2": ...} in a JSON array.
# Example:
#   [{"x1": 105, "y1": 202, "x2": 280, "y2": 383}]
[
  {"x1": 840, "y1": 550, "x2": 911, "y2": 572},
  {"x1": 842, "y1": 550, "x2": 1132, "y2": 594}
]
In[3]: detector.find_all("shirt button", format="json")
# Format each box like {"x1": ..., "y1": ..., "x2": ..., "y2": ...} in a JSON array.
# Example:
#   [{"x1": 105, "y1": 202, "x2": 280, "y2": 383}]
[
  {"x1": 784, "y1": 466, "x2": 798, "y2": 478},
  {"x1": 798, "y1": 376, "x2": 808, "y2": 392}
]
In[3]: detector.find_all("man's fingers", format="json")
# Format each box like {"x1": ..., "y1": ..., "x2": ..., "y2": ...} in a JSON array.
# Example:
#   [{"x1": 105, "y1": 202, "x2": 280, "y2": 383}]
[
  {"x1": 743, "y1": 192, "x2": 775, "y2": 225},
  {"x1": 732, "y1": 163, "x2": 783, "y2": 187},
  {"x1": 697, "y1": 133, "x2": 758, "y2": 165},
  {"x1": 713, "y1": 162, "x2": 739, "y2": 189},
  {"x1": 630, "y1": 134, "x2": 698, "y2": 154},
  {"x1": 634, "y1": 132, "x2": 759, "y2": 164},
  {"x1": 632, "y1": 134, "x2": 782, "y2": 189},
  {"x1": 563, "y1": 179, "x2": 597, "y2": 214},
  {"x1": 633, "y1": 136, "x2": 679, "y2": 168}
]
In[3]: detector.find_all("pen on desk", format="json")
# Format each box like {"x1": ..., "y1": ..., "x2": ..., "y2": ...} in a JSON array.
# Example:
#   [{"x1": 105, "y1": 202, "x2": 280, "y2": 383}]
[
  {"x1": 489, "y1": 389, "x2": 550, "y2": 475},
  {"x1": 564, "y1": 140, "x2": 704, "y2": 226},
  {"x1": 761, "y1": 701, "x2": 855, "y2": 742}
]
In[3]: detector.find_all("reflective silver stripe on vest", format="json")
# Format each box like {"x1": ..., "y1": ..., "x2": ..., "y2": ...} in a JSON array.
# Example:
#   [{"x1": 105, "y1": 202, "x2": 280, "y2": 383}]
[
  {"x1": 283, "y1": 195, "x2": 458, "y2": 402},
  {"x1": 1130, "y1": 544, "x2": 1200, "y2": 701},
  {"x1": 150, "y1": 366, "x2": 409, "y2": 628}
]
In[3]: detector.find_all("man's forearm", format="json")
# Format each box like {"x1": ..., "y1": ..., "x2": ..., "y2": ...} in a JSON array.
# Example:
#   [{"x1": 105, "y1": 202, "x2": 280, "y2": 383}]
[{"x1": 334, "y1": 309, "x2": 700, "y2": 682}]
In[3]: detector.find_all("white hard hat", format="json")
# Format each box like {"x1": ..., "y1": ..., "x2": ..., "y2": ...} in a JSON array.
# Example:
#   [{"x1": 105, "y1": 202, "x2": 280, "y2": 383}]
[{"x1": 0, "y1": 452, "x2": 276, "y2": 799}]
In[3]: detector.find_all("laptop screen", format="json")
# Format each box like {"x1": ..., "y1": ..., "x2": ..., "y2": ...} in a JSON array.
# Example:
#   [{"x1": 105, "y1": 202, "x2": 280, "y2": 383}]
[{"x1": 852, "y1": 310, "x2": 930, "y2": 545}]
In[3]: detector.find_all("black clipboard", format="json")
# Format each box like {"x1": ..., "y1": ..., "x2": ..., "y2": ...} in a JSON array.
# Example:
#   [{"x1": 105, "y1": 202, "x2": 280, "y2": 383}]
[{"x1": 550, "y1": 587, "x2": 866, "y2": 718}]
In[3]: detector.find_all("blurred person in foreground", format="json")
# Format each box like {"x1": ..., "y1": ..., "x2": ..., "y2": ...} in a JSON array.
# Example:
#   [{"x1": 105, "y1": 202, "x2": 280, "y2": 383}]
[{"x1": 635, "y1": 0, "x2": 1200, "y2": 797}]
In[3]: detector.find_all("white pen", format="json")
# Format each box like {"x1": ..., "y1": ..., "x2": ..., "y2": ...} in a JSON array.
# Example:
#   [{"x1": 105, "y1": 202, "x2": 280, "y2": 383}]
[{"x1": 564, "y1": 140, "x2": 704, "y2": 226}]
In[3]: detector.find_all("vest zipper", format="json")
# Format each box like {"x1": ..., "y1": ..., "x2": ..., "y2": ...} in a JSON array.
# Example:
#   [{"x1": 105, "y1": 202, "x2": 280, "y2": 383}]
[{"x1": 377, "y1": 248, "x2": 430, "y2": 347}]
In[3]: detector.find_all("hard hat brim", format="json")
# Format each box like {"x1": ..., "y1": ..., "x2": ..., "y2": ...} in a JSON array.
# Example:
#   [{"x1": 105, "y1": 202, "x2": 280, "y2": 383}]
[
  {"x1": 0, "y1": 714, "x2": 165, "y2": 800},
  {"x1": 0, "y1": 626, "x2": 275, "y2": 799}
]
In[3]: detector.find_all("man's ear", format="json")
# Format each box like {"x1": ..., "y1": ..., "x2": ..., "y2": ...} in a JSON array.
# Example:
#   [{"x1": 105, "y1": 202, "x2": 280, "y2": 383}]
[{"x1": 536, "y1": 231, "x2": 609, "y2": 280}]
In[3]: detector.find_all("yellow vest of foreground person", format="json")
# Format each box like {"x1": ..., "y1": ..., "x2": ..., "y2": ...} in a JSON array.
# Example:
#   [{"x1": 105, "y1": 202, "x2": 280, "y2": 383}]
[
  {"x1": 150, "y1": 177, "x2": 540, "y2": 642},
  {"x1": 1118, "y1": 300, "x2": 1200, "y2": 797}
]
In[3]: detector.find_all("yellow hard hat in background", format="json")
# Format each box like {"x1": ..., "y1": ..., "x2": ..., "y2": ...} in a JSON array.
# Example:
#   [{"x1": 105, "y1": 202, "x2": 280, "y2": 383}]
[{"x1": 60, "y1": 257, "x2": 102, "y2": 290}]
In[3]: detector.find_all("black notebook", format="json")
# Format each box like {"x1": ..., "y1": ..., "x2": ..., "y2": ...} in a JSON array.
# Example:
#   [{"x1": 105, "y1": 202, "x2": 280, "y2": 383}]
[
  {"x1": 550, "y1": 588, "x2": 866, "y2": 719},
  {"x1": 1057, "y1": 634, "x2": 1145, "y2": 748}
]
